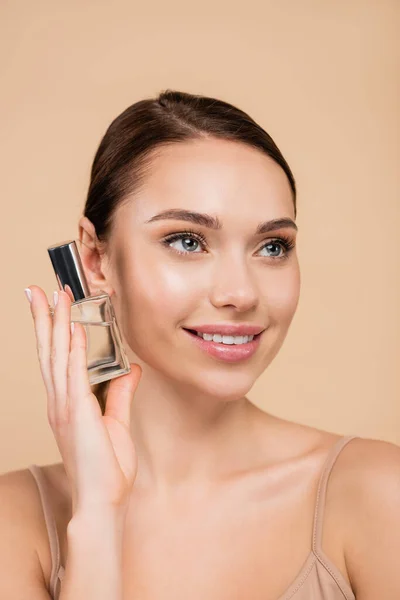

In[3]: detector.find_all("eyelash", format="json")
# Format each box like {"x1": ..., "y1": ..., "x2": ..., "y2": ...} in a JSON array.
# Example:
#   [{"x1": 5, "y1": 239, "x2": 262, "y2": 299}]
[{"x1": 161, "y1": 228, "x2": 295, "y2": 261}]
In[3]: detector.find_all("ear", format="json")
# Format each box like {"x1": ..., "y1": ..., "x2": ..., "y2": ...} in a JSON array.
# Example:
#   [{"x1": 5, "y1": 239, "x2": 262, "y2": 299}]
[{"x1": 77, "y1": 216, "x2": 115, "y2": 297}]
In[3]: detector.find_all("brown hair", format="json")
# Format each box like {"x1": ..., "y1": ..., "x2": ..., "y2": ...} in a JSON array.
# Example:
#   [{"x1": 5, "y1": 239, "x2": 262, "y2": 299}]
[{"x1": 84, "y1": 89, "x2": 297, "y2": 414}]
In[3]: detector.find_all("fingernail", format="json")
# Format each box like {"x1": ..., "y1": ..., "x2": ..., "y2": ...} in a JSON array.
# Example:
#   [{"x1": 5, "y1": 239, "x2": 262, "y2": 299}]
[
  {"x1": 24, "y1": 288, "x2": 32, "y2": 303},
  {"x1": 70, "y1": 322, "x2": 75, "y2": 334},
  {"x1": 53, "y1": 291, "x2": 59, "y2": 306}
]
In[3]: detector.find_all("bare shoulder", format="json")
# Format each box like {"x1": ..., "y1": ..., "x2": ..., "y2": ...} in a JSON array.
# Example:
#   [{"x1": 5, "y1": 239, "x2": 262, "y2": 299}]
[
  {"x1": 327, "y1": 435, "x2": 400, "y2": 502},
  {"x1": 256, "y1": 412, "x2": 344, "y2": 463},
  {"x1": 0, "y1": 466, "x2": 57, "y2": 598},
  {"x1": 327, "y1": 436, "x2": 400, "y2": 598}
]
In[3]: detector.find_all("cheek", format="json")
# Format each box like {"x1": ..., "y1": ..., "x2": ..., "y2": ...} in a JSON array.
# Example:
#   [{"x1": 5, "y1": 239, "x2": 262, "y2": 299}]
[
  {"x1": 266, "y1": 268, "x2": 301, "y2": 322},
  {"x1": 118, "y1": 261, "x2": 201, "y2": 361},
  {"x1": 121, "y1": 259, "x2": 199, "y2": 325}
]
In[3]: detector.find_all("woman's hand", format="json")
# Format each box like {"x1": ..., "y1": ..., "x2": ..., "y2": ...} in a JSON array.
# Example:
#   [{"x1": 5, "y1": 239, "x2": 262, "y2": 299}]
[{"x1": 25, "y1": 285, "x2": 142, "y2": 516}]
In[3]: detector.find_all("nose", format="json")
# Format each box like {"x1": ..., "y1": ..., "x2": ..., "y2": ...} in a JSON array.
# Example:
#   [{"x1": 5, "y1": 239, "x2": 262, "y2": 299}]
[{"x1": 208, "y1": 256, "x2": 259, "y2": 312}]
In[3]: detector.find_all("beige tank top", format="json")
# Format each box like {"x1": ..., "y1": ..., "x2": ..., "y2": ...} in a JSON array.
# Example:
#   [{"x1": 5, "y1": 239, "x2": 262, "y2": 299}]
[{"x1": 28, "y1": 435, "x2": 357, "y2": 600}]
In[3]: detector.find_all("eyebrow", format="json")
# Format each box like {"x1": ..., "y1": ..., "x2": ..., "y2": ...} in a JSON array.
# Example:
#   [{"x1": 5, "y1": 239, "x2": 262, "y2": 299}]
[{"x1": 144, "y1": 209, "x2": 298, "y2": 235}]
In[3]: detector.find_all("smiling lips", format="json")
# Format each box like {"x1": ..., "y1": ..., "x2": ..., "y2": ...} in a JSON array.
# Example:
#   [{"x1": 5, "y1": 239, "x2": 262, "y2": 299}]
[
  {"x1": 183, "y1": 327, "x2": 264, "y2": 363},
  {"x1": 183, "y1": 323, "x2": 265, "y2": 336}
]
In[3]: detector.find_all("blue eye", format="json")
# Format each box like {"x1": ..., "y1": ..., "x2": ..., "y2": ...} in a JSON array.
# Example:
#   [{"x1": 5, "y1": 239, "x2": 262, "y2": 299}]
[
  {"x1": 260, "y1": 240, "x2": 293, "y2": 259},
  {"x1": 161, "y1": 229, "x2": 295, "y2": 261},
  {"x1": 162, "y1": 230, "x2": 205, "y2": 254}
]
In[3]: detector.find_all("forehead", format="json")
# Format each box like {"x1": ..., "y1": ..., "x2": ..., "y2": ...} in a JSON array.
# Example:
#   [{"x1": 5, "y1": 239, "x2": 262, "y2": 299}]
[{"x1": 121, "y1": 138, "x2": 295, "y2": 224}]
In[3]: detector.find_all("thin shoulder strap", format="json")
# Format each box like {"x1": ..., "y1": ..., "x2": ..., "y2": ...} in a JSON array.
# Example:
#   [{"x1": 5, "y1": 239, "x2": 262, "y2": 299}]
[
  {"x1": 312, "y1": 435, "x2": 358, "y2": 554},
  {"x1": 28, "y1": 464, "x2": 62, "y2": 597}
]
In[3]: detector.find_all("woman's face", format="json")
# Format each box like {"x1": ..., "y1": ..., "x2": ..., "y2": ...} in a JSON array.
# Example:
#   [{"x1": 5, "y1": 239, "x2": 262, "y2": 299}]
[{"x1": 104, "y1": 138, "x2": 300, "y2": 399}]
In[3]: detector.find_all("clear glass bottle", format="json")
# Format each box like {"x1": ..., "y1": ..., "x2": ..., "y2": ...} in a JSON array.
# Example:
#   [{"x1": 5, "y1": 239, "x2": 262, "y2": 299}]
[{"x1": 47, "y1": 240, "x2": 131, "y2": 385}]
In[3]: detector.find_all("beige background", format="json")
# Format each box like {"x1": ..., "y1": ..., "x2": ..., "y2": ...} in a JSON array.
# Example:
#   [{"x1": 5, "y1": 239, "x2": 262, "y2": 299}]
[{"x1": 1, "y1": 0, "x2": 399, "y2": 474}]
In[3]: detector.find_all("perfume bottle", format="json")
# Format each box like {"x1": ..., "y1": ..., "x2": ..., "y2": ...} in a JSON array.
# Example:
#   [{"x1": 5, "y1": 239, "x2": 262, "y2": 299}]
[{"x1": 47, "y1": 240, "x2": 131, "y2": 385}]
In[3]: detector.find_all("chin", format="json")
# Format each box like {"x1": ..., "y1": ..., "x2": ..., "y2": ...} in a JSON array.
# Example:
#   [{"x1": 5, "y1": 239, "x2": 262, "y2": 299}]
[{"x1": 186, "y1": 373, "x2": 256, "y2": 401}]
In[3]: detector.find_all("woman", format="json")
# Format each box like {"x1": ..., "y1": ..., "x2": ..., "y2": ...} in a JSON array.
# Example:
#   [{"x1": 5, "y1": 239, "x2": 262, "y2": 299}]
[{"x1": 1, "y1": 90, "x2": 399, "y2": 599}]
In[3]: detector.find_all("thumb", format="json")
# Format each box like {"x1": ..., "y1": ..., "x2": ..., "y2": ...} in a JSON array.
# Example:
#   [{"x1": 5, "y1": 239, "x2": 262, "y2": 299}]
[{"x1": 103, "y1": 363, "x2": 142, "y2": 429}]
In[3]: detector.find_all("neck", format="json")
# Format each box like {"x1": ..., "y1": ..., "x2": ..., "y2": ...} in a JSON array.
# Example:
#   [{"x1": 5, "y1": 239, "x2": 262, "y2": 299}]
[{"x1": 128, "y1": 363, "x2": 263, "y2": 496}]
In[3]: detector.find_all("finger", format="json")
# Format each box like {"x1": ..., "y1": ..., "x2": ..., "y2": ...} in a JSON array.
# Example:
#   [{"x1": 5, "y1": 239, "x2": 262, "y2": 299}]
[
  {"x1": 27, "y1": 285, "x2": 56, "y2": 419},
  {"x1": 50, "y1": 290, "x2": 72, "y2": 415},
  {"x1": 103, "y1": 364, "x2": 142, "y2": 429},
  {"x1": 67, "y1": 321, "x2": 96, "y2": 419}
]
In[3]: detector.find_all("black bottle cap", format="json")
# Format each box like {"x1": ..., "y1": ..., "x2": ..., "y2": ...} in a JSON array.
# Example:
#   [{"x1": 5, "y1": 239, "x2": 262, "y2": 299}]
[{"x1": 47, "y1": 240, "x2": 90, "y2": 302}]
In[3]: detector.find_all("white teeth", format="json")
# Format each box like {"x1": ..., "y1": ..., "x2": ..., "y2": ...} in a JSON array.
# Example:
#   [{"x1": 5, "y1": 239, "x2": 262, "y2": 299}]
[{"x1": 196, "y1": 332, "x2": 254, "y2": 344}]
